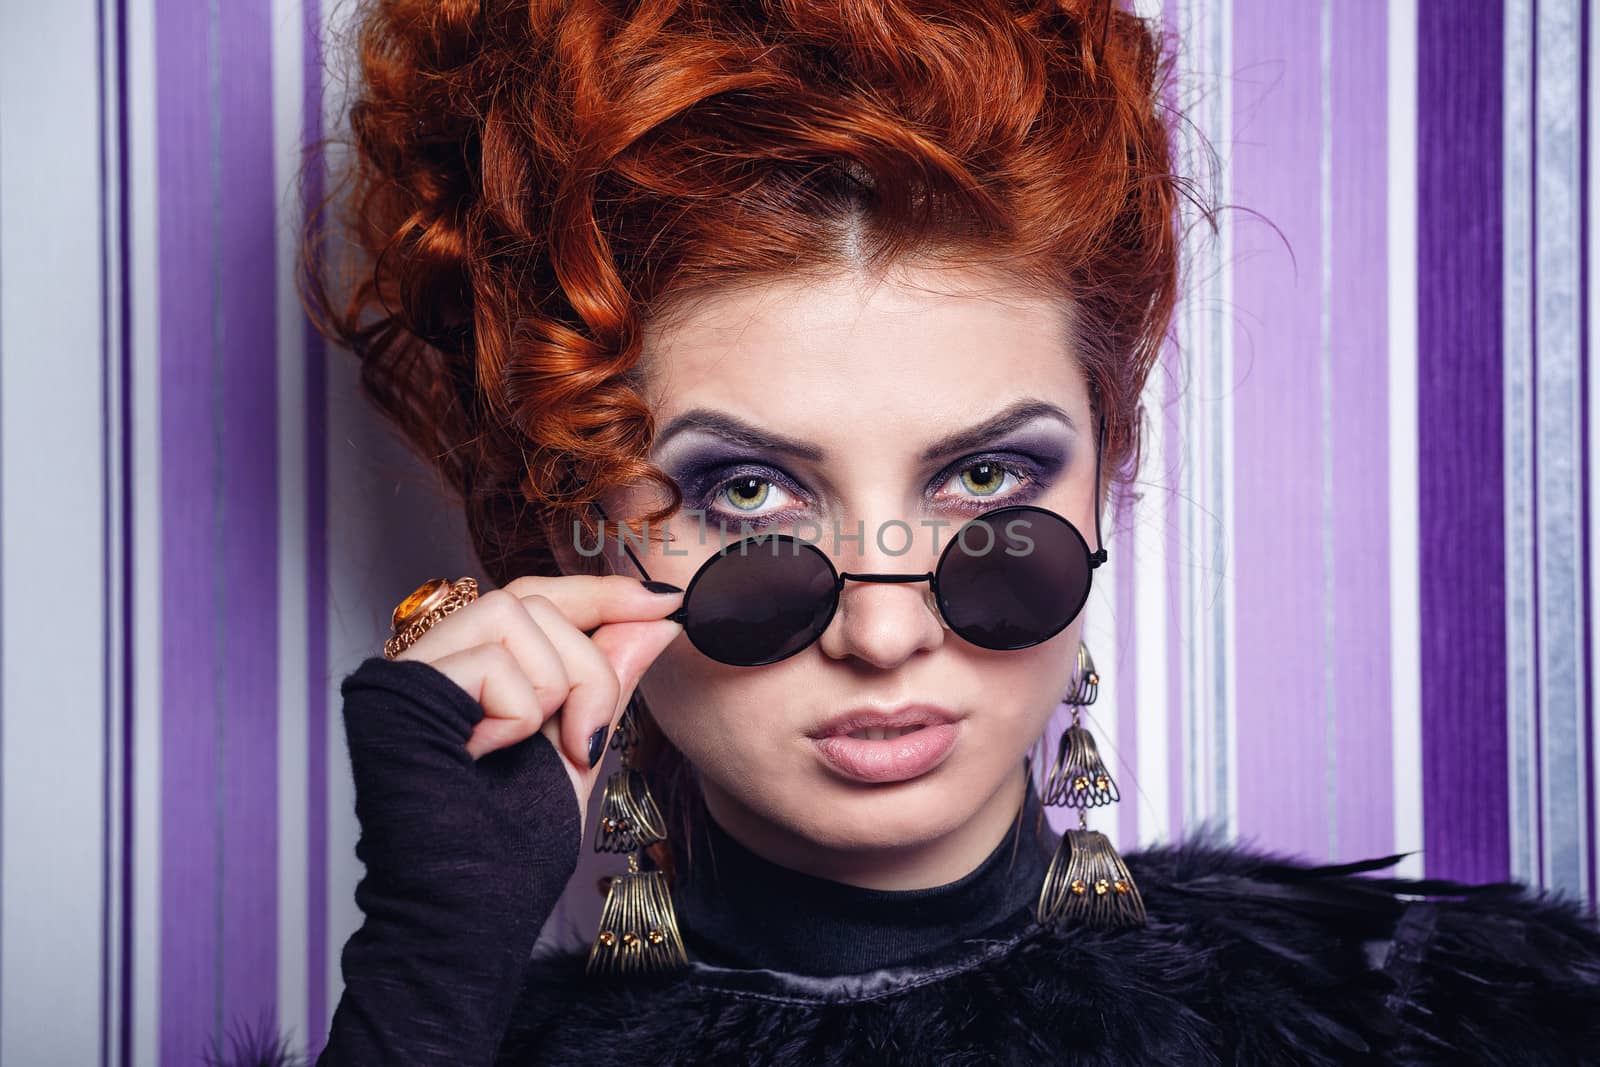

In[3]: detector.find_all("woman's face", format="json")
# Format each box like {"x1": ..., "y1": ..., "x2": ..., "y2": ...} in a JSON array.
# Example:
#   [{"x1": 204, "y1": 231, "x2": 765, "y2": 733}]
[{"x1": 596, "y1": 263, "x2": 1099, "y2": 882}]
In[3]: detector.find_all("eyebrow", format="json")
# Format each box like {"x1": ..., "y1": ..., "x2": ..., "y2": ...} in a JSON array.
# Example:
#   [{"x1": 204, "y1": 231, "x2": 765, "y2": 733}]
[{"x1": 650, "y1": 398, "x2": 1078, "y2": 464}]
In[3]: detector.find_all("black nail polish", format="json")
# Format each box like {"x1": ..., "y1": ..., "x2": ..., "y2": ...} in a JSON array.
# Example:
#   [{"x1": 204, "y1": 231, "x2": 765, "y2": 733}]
[
  {"x1": 641, "y1": 580, "x2": 683, "y2": 595},
  {"x1": 587, "y1": 726, "x2": 608, "y2": 768}
]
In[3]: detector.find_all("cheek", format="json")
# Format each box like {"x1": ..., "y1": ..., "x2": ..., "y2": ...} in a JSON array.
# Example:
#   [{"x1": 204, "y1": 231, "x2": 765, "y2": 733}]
[
  {"x1": 633, "y1": 635, "x2": 790, "y2": 774},
  {"x1": 981, "y1": 620, "x2": 1085, "y2": 741},
  {"x1": 633, "y1": 638, "x2": 716, "y2": 750}
]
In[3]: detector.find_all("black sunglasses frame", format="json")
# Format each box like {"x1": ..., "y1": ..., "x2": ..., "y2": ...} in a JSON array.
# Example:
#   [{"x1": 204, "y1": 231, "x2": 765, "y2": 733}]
[{"x1": 588, "y1": 409, "x2": 1108, "y2": 666}]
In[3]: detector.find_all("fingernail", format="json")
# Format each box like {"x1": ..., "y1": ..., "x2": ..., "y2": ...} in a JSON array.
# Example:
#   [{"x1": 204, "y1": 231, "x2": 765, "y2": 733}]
[
  {"x1": 641, "y1": 580, "x2": 683, "y2": 595},
  {"x1": 587, "y1": 726, "x2": 609, "y2": 768}
]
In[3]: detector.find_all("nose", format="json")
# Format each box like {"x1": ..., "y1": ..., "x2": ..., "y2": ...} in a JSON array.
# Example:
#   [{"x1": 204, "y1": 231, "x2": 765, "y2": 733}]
[{"x1": 814, "y1": 571, "x2": 946, "y2": 668}]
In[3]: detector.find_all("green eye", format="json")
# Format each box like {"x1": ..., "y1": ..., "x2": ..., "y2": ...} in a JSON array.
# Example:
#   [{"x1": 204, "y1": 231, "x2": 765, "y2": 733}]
[
  {"x1": 958, "y1": 462, "x2": 1007, "y2": 496},
  {"x1": 722, "y1": 476, "x2": 771, "y2": 511}
]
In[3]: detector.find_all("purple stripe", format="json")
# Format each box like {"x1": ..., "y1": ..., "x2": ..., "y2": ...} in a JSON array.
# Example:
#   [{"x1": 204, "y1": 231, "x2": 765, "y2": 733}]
[
  {"x1": 1114, "y1": 494, "x2": 1138, "y2": 846},
  {"x1": 302, "y1": 0, "x2": 330, "y2": 1054},
  {"x1": 1330, "y1": 1, "x2": 1395, "y2": 863},
  {"x1": 1416, "y1": 0, "x2": 1509, "y2": 883},
  {"x1": 157, "y1": 0, "x2": 220, "y2": 1060},
  {"x1": 217, "y1": 0, "x2": 280, "y2": 1041},
  {"x1": 1230, "y1": 0, "x2": 1328, "y2": 859}
]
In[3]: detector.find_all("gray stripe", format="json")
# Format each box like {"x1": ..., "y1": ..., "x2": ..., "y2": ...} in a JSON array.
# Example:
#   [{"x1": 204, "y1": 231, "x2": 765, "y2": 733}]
[
  {"x1": 1534, "y1": 0, "x2": 1589, "y2": 902},
  {"x1": 98, "y1": 0, "x2": 129, "y2": 1061},
  {"x1": 1503, "y1": 0, "x2": 1540, "y2": 889},
  {"x1": 124, "y1": 0, "x2": 163, "y2": 1059},
  {"x1": 271, "y1": 0, "x2": 309, "y2": 1047},
  {"x1": 1319, "y1": 0, "x2": 1338, "y2": 862}
]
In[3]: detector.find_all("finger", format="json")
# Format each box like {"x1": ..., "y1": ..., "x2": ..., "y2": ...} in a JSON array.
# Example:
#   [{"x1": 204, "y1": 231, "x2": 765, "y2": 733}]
[
  {"x1": 549, "y1": 618, "x2": 683, "y2": 791},
  {"x1": 426, "y1": 643, "x2": 547, "y2": 760},
  {"x1": 397, "y1": 588, "x2": 573, "y2": 726},
  {"x1": 500, "y1": 573, "x2": 683, "y2": 632},
  {"x1": 519, "y1": 595, "x2": 626, "y2": 769},
  {"x1": 589, "y1": 617, "x2": 686, "y2": 710}
]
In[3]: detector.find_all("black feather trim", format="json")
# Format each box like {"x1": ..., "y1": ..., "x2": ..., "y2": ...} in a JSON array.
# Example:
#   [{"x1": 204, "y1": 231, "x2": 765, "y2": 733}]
[{"x1": 216, "y1": 829, "x2": 1600, "y2": 1066}]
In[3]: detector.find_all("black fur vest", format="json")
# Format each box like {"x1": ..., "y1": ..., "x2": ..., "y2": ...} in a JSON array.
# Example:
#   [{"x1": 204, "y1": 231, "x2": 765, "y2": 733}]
[{"x1": 227, "y1": 830, "x2": 1600, "y2": 1066}]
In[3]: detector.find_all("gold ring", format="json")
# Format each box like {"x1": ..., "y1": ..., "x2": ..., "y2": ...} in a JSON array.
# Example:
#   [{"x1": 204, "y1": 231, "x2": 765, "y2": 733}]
[{"x1": 384, "y1": 577, "x2": 480, "y2": 659}]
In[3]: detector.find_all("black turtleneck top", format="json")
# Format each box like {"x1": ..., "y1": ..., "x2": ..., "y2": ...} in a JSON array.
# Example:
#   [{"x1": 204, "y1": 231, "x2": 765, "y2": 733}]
[{"x1": 671, "y1": 779, "x2": 1058, "y2": 976}]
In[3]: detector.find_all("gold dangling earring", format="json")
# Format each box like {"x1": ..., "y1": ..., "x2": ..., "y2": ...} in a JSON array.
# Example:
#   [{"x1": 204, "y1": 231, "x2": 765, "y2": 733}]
[
  {"x1": 586, "y1": 695, "x2": 688, "y2": 977},
  {"x1": 1036, "y1": 641, "x2": 1147, "y2": 929}
]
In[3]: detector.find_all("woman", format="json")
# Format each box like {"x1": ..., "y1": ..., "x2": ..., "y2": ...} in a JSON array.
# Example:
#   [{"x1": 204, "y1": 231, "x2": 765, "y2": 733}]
[{"x1": 238, "y1": 0, "x2": 1600, "y2": 1063}]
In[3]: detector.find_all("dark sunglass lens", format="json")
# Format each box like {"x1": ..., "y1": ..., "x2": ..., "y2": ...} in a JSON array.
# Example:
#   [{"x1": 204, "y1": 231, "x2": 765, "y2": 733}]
[
  {"x1": 935, "y1": 508, "x2": 1092, "y2": 650},
  {"x1": 683, "y1": 537, "x2": 838, "y2": 666}
]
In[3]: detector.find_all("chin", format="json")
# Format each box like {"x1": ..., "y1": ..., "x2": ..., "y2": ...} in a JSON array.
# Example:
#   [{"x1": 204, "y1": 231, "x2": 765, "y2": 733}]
[{"x1": 776, "y1": 770, "x2": 978, "y2": 852}]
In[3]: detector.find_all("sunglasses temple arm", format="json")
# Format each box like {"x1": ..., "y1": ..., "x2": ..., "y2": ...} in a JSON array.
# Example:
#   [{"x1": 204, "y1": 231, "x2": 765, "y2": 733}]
[{"x1": 585, "y1": 496, "x2": 658, "y2": 583}]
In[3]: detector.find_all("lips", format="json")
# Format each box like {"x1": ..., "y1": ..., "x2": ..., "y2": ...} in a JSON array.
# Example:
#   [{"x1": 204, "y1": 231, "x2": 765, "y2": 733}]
[
  {"x1": 810, "y1": 725, "x2": 960, "y2": 783},
  {"x1": 806, "y1": 705, "x2": 962, "y2": 740},
  {"x1": 806, "y1": 704, "x2": 964, "y2": 784}
]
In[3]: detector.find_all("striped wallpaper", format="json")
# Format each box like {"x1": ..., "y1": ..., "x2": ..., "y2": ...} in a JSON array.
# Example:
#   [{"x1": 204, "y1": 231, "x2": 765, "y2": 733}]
[{"x1": 0, "y1": 0, "x2": 1594, "y2": 1062}]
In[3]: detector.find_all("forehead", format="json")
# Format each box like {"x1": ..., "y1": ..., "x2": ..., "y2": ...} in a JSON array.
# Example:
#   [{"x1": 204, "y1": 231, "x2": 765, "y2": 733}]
[{"x1": 637, "y1": 264, "x2": 1084, "y2": 446}]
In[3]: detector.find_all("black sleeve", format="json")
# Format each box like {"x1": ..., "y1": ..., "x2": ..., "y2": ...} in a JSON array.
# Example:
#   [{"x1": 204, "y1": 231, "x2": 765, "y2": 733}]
[{"x1": 312, "y1": 655, "x2": 583, "y2": 1067}]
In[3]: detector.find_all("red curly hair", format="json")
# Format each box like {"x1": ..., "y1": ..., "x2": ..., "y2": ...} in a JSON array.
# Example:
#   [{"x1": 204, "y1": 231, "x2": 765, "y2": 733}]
[{"x1": 304, "y1": 0, "x2": 1204, "y2": 882}]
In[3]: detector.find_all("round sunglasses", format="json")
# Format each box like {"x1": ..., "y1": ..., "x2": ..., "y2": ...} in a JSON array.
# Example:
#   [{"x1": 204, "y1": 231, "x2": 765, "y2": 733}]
[{"x1": 589, "y1": 411, "x2": 1107, "y2": 667}]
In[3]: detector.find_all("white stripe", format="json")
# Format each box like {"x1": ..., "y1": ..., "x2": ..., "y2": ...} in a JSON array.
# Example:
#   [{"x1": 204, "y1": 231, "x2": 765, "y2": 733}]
[
  {"x1": 1386, "y1": 0, "x2": 1424, "y2": 881},
  {"x1": 0, "y1": 4, "x2": 112, "y2": 1062},
  {"x1": 1130, "y1": 0, "x2": 1163, "y2": 26},
  {"x1": 273, "y1": 0, "x2": 310, "y2": 1052},
  {"x1": 1172, "y1": 0, "x2": 1234, "y2": 839},
  {"x1": 1533, "y1": 0, "x2": 1589, "y2": 901},
  {"x1": 1503, "y1": 0, "x2": 1540, "y2": 887},
  {"x1": 1133, "y1": 376, "x2": 1171, "y2": 845}
]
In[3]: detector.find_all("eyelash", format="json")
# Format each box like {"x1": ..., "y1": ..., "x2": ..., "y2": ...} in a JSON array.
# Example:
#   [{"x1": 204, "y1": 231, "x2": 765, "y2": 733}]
[{"x1": 688, "y1": 454, "x2": 1045, "y2": 527}]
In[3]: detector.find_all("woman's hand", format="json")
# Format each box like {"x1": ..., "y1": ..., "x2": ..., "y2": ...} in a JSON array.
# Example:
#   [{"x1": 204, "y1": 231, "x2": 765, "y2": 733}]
[{"x1": 392, "y1": 574, "x2": 684, "y2": 830}]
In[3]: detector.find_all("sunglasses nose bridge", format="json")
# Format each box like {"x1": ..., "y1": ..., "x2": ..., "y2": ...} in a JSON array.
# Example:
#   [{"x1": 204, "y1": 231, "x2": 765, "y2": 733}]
[
  {"x1": 833, "y1": 570, "x2": 946, "y2": 628},
  {"x1": 836, "y1": 571, "x2": 934, "y2": 585}
]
